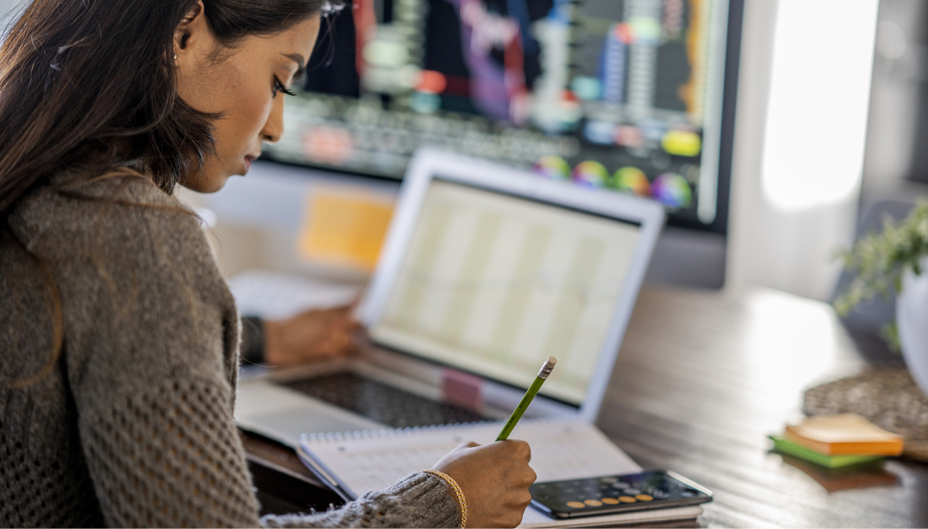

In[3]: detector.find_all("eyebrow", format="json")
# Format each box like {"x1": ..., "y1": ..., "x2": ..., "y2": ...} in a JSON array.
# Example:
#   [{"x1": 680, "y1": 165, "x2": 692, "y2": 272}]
[{"x1": 281, "y1": 53, "x2": 306, "y2": 81}]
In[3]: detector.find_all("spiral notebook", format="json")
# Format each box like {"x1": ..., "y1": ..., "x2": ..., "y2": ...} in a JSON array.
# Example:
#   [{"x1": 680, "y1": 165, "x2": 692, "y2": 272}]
[{"x1": 297, "y1": 419, "x2": 703, "y2": 528}]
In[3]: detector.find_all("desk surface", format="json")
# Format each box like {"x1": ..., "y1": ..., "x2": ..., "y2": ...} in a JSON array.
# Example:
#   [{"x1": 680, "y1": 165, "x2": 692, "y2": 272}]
[{"x1": 244, "y1": 286, "x2": 928, "y2": 527}]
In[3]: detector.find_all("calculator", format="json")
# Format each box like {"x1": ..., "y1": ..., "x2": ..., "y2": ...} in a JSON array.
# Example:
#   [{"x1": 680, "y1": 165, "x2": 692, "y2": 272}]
[{"x1": 529, "y1": 470, "x2": 713, "y2": 519}]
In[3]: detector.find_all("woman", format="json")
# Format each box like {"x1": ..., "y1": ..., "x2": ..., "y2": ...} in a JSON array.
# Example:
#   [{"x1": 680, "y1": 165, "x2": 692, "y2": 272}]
[{"x1": 0, "y1": 1, "x2": 536, "y2": 527}]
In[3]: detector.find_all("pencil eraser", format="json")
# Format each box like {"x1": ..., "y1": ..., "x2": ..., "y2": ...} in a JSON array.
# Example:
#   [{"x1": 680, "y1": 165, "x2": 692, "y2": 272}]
[{"x1": 538, "y1": 357, "x2": 557, "y2": 379}]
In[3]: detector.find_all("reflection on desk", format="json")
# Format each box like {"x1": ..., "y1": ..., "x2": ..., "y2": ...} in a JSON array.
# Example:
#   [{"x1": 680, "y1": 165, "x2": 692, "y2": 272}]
[{"x1": 243, "y1": 286, "x2": 928, "y2": 527}]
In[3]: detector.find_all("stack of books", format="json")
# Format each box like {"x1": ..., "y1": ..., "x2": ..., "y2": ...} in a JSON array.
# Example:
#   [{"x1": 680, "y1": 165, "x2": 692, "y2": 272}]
[{"x1": 769, "y1": 414, "x2": 904, "y2": 468}]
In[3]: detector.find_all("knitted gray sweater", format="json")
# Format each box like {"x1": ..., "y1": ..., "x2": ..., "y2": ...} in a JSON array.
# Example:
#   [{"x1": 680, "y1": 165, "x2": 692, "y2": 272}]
[{"x1": 0, "y1": 175, "x2": 459, "y2": 527}]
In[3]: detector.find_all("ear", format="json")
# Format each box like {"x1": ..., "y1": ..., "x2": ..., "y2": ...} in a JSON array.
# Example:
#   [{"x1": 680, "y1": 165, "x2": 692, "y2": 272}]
[{"x1": 173, "y1": 1, "x2": 209, "y2": 64}]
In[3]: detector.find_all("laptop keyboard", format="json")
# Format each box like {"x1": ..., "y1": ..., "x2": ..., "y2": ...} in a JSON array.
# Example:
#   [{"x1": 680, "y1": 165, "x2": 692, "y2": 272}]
[{"x1": 280, "y1": 372, "x2": 488, "y2": 428}]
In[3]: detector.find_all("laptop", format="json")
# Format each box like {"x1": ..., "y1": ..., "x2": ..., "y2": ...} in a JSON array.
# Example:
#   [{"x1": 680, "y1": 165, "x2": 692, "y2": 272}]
[{"x1": 234, "y1": 148, "x2": 666, "y2": 446}]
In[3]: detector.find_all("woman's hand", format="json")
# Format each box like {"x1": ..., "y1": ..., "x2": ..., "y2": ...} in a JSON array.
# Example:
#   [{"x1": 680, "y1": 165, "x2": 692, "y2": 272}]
[
  {"x1": 263, "y1": 306, "x2": 360, "y2": 368},
  {"x1": 431, "y1": 440, "x2": 536, "y2": 528}
]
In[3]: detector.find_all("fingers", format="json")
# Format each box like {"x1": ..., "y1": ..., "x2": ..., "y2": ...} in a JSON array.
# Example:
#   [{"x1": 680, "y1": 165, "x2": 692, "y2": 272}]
[
  {"x1": 484, "y1": 439, "x2": 531, "y2": 463},
  {"x1": 504, "y1": 439, "x2": 531, "y2": 462},
  {"x1": 499, "y1": 489, "x2": 533, "y2": 528},
  {"x1": 322, "y1": 329, "x2": 356, "y2": 357},
  {"x1": 508, "y1": 455, "x2": 536, "y2": 490},
  {"x1": 431, "y1": 440, "x2": 536, "y2": 529},
  {"x1": 502, "y1": 510, "x2": 526, "y2": 528},
  {"x1": 513, "y1": 463, "x2": 536, "y2": 488}
]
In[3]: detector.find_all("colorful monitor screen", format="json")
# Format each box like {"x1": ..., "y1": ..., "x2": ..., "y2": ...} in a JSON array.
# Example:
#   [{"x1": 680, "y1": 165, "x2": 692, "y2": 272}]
[{"x1": 264, "y1": 0, "x2": 742, "y2": 233}]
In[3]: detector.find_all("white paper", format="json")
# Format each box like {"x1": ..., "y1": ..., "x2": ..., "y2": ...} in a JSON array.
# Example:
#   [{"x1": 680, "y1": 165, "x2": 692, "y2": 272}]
[{"x1": 228, "y1": 270, "x2": 360, "y2": 320}]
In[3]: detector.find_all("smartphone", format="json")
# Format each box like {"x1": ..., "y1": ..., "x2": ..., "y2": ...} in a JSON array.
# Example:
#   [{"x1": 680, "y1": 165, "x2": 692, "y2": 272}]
[{"x1": 529, "y1": 470, "x2": 713, "y2": 519}]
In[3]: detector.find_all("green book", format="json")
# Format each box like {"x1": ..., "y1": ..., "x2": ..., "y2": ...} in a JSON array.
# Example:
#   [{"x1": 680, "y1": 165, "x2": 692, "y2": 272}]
[{"x1": 768, "y1": 436, "x2": 884, "y2": 468}]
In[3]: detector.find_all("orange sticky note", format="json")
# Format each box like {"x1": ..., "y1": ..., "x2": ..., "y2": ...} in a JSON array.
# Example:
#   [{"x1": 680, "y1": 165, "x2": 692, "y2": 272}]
[
  {"x1": 297, "y1": 189, "x2": 394, "y2": 272},
  {"x1": 784, "y1": 414, "x2": 904, "y2": 456}
]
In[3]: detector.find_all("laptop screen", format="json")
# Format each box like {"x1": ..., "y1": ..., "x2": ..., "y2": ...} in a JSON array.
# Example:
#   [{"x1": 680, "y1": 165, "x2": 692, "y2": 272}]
[{"x1": 368, "y1": 178, "x2": 643, "y2": 406}]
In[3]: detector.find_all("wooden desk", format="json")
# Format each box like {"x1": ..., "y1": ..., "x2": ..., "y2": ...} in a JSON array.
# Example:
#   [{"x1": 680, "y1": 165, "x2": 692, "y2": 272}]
[{"x1": 244, "y1": 286, "x2": 928, "y2": 526}]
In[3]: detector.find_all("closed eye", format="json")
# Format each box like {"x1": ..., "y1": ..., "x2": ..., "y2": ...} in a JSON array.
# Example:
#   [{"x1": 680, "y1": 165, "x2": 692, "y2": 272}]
[{"x1": 273, "y1": 76, "x2": 296, "y2": 97}]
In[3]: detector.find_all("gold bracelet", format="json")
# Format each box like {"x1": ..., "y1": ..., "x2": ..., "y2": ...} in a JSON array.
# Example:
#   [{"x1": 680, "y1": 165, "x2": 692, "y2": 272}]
[{"x1": 424, "y1": 469, "x2": 467, "y2": 528}]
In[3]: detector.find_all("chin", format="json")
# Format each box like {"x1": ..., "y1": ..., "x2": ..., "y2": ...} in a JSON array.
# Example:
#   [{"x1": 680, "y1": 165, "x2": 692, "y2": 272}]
[
  {"x1": 181, "y1": 172, "x2": 231, "y2": 194},
  {"x1": 204, "y1": 174, "x2": 232, "y2": 193}
]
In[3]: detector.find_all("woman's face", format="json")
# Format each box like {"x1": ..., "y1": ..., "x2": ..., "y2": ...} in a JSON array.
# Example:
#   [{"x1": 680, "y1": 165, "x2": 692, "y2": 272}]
[{"x1": 174, "y1": 4, "x2": 321, "y2": 192}]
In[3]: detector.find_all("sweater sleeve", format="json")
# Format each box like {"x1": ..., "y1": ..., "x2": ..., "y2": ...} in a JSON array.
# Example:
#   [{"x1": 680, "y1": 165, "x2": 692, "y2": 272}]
[
  {"x1": 38, "y1": 180, "x2": 459, "y2": 528},
  {"x1": 57, "y1": 184, "x2": 262, "y2": 527},
  {"x1": 262, "y1": 473, "x2": 461, "y2": 528}
]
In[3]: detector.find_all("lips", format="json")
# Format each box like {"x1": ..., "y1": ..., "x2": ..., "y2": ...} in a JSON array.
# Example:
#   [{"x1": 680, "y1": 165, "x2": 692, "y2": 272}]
[{"x1": 243, "y1": 153, "x2": 260, "y2": 173}]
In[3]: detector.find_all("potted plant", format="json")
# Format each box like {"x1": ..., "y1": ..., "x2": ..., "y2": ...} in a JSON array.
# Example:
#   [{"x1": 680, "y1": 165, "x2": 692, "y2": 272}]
[{"x1": 835, "y1": 200, "x2": 928, "y2": 397}]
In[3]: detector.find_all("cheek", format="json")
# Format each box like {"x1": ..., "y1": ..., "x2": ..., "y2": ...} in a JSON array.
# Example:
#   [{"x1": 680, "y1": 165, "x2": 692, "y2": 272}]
[
  {"x1": 235, "y1": 88, "x2": 272, "y2": 135},
  {"x1": 226, "y1": 80, "x2": 273, "y2": 140},
  {"x1": 217, "y1": 72, "x2": 272, "y2": 150}
]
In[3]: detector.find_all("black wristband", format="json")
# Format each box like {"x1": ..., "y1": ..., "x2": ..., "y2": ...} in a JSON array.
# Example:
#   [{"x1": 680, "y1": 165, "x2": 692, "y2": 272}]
[{"x1": 240, "y1": 315, "x2": 266, "y2": 365}]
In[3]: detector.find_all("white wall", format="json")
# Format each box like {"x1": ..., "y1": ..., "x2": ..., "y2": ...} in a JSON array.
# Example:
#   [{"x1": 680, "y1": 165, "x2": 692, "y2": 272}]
[
  {"x1": 727, "y1": 0, "x2": 879, "y2": 301},
  {"x1": 0, "y1": 0, "x2": 22, "y2": 37},
  {"x1": 862, "y1": 0, "x2": 926, "y2": 189},
  {"x1": 0, "y1": 0, "x2": 20, "y2": 20}
]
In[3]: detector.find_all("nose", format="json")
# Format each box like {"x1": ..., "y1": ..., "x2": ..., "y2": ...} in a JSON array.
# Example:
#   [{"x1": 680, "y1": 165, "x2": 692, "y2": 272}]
[{"x1": 261, "y1": 94, "x2": 285, "y2": 144}]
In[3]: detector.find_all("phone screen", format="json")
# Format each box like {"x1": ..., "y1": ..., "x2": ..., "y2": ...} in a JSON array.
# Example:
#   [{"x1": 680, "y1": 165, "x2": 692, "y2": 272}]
[{"x1": 529, "y1": 470, "x2": 712, "y2": 519}]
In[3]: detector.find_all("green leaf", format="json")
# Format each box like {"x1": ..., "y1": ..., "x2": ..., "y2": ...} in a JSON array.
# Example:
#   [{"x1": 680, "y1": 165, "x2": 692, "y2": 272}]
[
  {"x1": 834, "y1": 200, "x2": 928, "y2": 351},
  {"x1": 880, "y1": 322, "x2": 901, "y2": 354}
]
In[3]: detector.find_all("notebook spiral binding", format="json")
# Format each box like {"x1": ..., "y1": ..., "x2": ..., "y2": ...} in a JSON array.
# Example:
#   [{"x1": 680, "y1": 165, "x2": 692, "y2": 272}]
[{"x1": 303, "y1": 416, "x2": 575, "y2": 443}]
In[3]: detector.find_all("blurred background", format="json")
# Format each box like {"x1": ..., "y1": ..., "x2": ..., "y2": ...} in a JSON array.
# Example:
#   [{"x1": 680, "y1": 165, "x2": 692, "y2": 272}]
[{"x1": 2, "y1": 0, "x2": 926, "y2": 303}]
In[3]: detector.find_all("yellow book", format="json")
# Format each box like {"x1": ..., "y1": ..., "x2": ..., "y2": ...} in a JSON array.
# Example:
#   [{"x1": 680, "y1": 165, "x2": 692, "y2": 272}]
[{"x1": 784, "y1": 414, "x2": 903, "y2": 456}]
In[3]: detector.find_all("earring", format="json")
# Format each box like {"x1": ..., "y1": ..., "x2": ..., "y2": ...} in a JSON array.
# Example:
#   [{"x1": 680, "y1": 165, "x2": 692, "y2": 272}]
[{"x1": 173, "y1": 53, "x2": 178, "y2": 61}]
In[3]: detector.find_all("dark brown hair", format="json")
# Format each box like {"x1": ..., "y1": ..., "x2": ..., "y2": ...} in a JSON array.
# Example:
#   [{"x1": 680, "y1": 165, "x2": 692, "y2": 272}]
[
  {"x1": 0, "y1": 0, "x2": 335, "y2": 387},
  {"x1": 0, "y1": 0, "x2": 333, "y2": 216}
]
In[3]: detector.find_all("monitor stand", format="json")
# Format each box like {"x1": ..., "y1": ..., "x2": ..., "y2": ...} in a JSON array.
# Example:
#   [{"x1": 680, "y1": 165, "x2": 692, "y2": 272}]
[{"x1": 645, "y1": 227, "x2": 727, "y2": 289}]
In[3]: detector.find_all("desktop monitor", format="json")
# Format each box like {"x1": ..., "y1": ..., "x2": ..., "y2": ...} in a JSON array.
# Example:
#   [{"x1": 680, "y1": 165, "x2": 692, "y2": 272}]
[{"x1": 264, "y1": 0, "x2": 743, "y2": 288}]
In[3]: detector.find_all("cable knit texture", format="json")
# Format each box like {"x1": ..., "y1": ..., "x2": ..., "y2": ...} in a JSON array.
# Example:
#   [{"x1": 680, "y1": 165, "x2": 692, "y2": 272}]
[{"x1": 0, "y1": 175, "x2": 459, "y2": 528}]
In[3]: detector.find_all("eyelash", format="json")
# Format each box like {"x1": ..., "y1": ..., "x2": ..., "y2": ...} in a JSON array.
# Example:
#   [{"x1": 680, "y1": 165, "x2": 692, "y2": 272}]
[{"x1": 273, "y1": 76, "x2": 296, "y2": 97}]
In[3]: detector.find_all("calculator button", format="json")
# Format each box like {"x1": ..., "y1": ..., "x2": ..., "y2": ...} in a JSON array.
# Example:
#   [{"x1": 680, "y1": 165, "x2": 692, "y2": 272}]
[
  {"x1": 619, "y1": 496, "x2": 637, "y2": 503},
  {"x1": 615, "y1": 481, "x2": 630, "y2": 488},
  {"x1": 567, "y1": 502, "x2": 586, "y2": 509},
  {"x1": 636, "y1": 494, "x2": 653, "y2": 501},
  {"x1": 584, "y1": 499, "x2": 603, "y2": 506},
  {"x1": 625, "y1": 488, "x2": 641, "y2": 495},
  {"x1": 602, "y1": 498, "x2": 620, "y2": 505}
]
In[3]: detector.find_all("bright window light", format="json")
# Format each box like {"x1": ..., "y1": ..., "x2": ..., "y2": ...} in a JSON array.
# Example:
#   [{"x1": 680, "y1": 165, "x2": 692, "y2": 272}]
[{"x1": 761, "y1": 0, "x2": 878, "y2": 211}]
